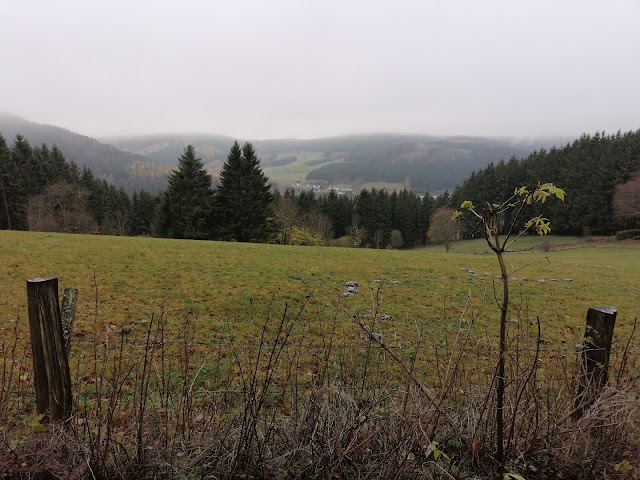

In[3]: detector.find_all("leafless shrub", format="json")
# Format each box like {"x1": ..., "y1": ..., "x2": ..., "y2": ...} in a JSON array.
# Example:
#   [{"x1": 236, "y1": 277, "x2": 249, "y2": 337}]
[{"x1": 1, "y1": 287, "x2": 638, "y2": 479}]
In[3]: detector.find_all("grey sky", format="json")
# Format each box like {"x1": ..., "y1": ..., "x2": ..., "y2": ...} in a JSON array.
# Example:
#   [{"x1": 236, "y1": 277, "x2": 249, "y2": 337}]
[{"x1": 1, "y1": 0, "x2": 639, "y2": 140}]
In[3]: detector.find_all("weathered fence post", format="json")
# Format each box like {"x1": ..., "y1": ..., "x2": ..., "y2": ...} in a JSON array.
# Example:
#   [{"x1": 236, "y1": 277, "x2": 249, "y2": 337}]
[
  {"x1": 61, "y1": 287, "x2": 78, "y2": 358},
  {"x1": 574, "y1": 305, "x2": 617, "y2": 418},
  {"x1": 26, "y1": 278, "x2": 73, "y2": 421}
]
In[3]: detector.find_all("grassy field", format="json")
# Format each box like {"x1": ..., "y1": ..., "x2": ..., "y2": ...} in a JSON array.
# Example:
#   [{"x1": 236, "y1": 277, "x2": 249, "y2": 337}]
[
  {"x1": 262, "y1": 151, "x2": 344, "y2": 184},
  {"x1": 1, "y1": 231, "x2": 638, "y2": 478},
  {"x1": 1, "y1": 230, "x2": 638, "y2": 350},
  {"x1": 430, "y1": 234, "x2": 587, "y2": 253}
]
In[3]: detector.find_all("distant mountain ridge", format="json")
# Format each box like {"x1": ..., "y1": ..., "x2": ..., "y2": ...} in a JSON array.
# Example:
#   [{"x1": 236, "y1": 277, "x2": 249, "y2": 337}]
[
  {"x1": 0, "y1": 113, "x2": 170, "y2": 193},
  {"x1": 2, "y1": 113, "x2": 566, "y2": 194},
  {"x1": 108, "y1": 132, "x2": 562, "y2": 194}
]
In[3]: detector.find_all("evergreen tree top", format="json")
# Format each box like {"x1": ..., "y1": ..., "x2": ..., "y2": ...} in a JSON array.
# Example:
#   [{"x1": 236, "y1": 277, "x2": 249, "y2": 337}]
[{"x1": 215, "y1": 141, "x2": 275, "y2": 242}]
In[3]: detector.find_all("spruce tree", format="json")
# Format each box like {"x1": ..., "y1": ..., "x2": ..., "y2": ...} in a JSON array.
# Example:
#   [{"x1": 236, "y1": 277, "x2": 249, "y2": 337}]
[
  {"x1": 215, "y1": 141, "x2": 275, "y2": 242},
  {"x1": 12, "y1": 135, "x2": 47, "y2": 195},
  {"x1": 131, "y1": 190, "x2": 160, "y2": 236},
  {"x1": 0, "y1": 133, "x2": 26, "y2": 229},
  {"x1": 320, "y1": 189, "x2": 352, "y2": 238},
  {"x1": 157, "y1": 145, "x2": 214, "y2": 239}
]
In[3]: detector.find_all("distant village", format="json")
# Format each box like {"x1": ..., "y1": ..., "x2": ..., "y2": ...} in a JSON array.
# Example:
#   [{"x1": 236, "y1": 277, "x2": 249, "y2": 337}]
[
  {"x1": 290, "y1": 182, "x2": 353, "y2": 195},
  {"x1": 289, "y1": 182, "x2": 438, "y2": 199}
]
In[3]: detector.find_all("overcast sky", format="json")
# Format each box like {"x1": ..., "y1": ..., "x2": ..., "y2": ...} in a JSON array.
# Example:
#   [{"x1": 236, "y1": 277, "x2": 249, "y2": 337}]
[{"x1": 1, "y1": 0, "x2": 639, "y2": 140}]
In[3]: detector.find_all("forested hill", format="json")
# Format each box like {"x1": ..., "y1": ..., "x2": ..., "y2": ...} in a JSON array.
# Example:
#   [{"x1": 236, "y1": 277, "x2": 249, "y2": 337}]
[
  {"x1": 1, "y1": 112, "x2": 567, "y2": 195},
  {"x1": 451, "y1": 130, "x2": 640, "y2": 235},
  {"x1": 293, "y1": 135, "x2": 552, "y2": 193},
  {"x1": 107, "y1": 133, "x2": 558, "y2": 193},
  {"x1": 0, "y1": 113, "x2": 170, "y2": 193}
]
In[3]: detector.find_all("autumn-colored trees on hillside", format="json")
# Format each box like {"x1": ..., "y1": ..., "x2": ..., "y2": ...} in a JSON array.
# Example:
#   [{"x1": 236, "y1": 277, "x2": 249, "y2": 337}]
[{"x1": 613, "y1": 171, "x2": 640, "y2": 228}]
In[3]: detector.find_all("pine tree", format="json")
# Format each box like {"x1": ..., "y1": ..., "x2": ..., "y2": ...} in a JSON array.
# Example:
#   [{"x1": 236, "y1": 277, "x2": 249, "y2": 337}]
[
  {"x1": 215, "y1": 141, "x2": 275, "y2": 242},
  {"x1": 419, "y1": 191, "x2": 435, "y2": 244},
  {"x1": 0, "y1": 133, "x2": 26, "y2": 229},
  {"x1": 50, "y1": 144, "x2": 78, "y2": 184},
  {"x1": 320, "y1": 189, "x2": 352, "y2": 238},
  {"x1": 12, "y1": 135, "x2": 47, "y2": 195},
  {"x1": 157, "y1": 145, "x2": 214, "y2": 239},
  {"x1": 131, "y1": 190, "x2": 160, "y2": 236}
]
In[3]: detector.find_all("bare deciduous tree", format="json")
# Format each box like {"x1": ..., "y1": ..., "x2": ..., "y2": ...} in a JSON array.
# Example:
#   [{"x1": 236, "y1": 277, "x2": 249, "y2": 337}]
[
  {"x1": 303, "y1": 210, "x2": 333, "y2": 244},
  {"x1": 347, "y1": 214, "x2": 366, "y2": 247},
  {"x1": 613, "y1": 171, "x2": 640, "y2": 228},
  {"x1": 427, "y1": 207, "x2": 460, "y2": 252},
  {"x1": 275, "y1": 196, "x2": 299, "y2": 244},
  {"x1": 27, "y1": 181, "x2": 97, "y2": 234}
]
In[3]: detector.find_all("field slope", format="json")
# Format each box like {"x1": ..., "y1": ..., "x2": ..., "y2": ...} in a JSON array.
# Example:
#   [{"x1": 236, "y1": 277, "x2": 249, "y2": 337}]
[
  {"x1": 1, "y1": 231, "x2": 638, "y2": 478},
  {"x1": 2, "y1": 231, "x2": 638, "y2": 348}
]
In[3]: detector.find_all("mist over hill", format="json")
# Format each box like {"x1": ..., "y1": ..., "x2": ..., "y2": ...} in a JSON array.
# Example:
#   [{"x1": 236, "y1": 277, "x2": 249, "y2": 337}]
[
  {"x1": 107, "y1": 132, "x2": 560, "y2": 194},
  {"x1": 2, "y1": 113, "x2": 566, "y2": 194},
  {"x1": 0, "y1": 113, "x2": 170, "y2": 193}
]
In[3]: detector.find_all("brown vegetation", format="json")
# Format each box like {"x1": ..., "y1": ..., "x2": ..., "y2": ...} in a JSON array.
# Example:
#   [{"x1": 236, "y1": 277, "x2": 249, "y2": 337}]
[
  {"x1": 427, "y1": 208, "x2": 460, "y2": 252},
  {"x1": 27, "y1": 181, "x2": 97, "y2": 234},
  {"x1": 613, "y1": 170, "x2": 640, "y2": 228},
  {"x1": 1, "y1": 287, "x2": 638, "y2": 479}
]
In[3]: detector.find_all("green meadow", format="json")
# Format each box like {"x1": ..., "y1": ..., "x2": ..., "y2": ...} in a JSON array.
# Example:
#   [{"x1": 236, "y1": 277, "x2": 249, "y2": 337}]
[
  {"x1": 2, "y1": 230, "x2": 638, "y2": 477},
  {"x1": 262, "y1": 151, "x2": 344, "y2": 184},
  {"x1": 2, "y1": 230, "x2": 638, "y2": 356}
]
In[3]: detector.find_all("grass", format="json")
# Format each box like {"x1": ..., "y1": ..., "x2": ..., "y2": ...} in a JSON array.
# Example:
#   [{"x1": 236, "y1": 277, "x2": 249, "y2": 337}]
[
  {"x1": 430, "y1": 234, "x2": 587, "y2": 254},
  {"x1": 263, "y1": 153, "x2": 411, "y2": 191},
  {"x1": 1, "y1": 231, "x2": 638, "y2": 348},
  {"x1": 1, "y1": 231, "x2": 638, "y2": 478},
  {"x1": 263, "y1": 151, "x2": 345, "y2": 184}
]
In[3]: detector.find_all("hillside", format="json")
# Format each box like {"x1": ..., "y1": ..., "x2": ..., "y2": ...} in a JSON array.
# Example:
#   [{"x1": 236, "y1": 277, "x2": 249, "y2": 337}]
[
  {"x1": 452, "y1": 129, "x2": 640, "y2": 235},
  {"x1": 2, "y1": 112, "x2": 564, "y2": 195},
  {"x1": 107, "y1": 133, "x2": 560, "y2": 193},
  {"x1": 0, "y1": 113, "x2": 170, "y2": 193}
]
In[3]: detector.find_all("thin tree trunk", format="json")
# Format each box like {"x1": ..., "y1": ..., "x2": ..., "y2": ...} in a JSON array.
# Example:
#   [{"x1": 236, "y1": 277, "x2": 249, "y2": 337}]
[
  {"x1": 0, "y1": 182, "x2": 11, "y2": 230},
  {"x1": 496, "y1": 250, "x2": 508, "y2": 478}
]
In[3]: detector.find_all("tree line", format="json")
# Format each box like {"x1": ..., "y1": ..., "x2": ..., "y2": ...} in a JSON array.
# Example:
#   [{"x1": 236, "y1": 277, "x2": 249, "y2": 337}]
[
  {"x1": 0, "y1": 133, "x2": 135, "y2": 235},
  {"x1": 0, "y1": 132, "x2": 443, "y2": 248},
  {"x1": 274, "y1": 187, "x2": 444, "y2": 248},
  {"x1": 4, "y1": 128, "x2": 636, "y2": 246},
  {"x1": 451, "y1": 129, "x2": 640, "y2": 235},
  {"x1": 149, "y1": 140, "x2": 443, "y2": 248}
]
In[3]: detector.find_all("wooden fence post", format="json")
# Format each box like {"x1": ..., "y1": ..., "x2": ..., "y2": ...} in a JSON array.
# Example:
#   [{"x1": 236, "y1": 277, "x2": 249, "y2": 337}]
[
  {"x1": 574, "y1": 305, "x2": 617, "y2": 418},
  {"x1": 26, "y1": 278, "x2": 73, "y2": 421},
  {"x1": 61, "y1": 287, "x2": 78, "y2": 358}
]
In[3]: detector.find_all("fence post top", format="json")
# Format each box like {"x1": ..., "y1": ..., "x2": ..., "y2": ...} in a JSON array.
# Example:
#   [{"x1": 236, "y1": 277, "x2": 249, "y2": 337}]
[{"x1": 589, "y1": 306, "x2": 617, "y2": 315}]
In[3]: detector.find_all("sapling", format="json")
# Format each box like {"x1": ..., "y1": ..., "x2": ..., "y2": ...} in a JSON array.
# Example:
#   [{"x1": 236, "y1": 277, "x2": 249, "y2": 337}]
[{"x1": 452, "y1": 183, "x2": 565, "y2": 477}]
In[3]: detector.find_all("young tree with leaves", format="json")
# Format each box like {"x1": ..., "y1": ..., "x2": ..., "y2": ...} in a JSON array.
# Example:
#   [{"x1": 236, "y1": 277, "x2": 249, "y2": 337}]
[
  {"x1": 453, "y1": 183, "x2": 565, "y2": 477},
  {"x1": 214, "y1": 141, "x2": 275, "y2": 242},
  {"x1": 157, "y1": 145, "x2": 214, "y2": 239}
]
